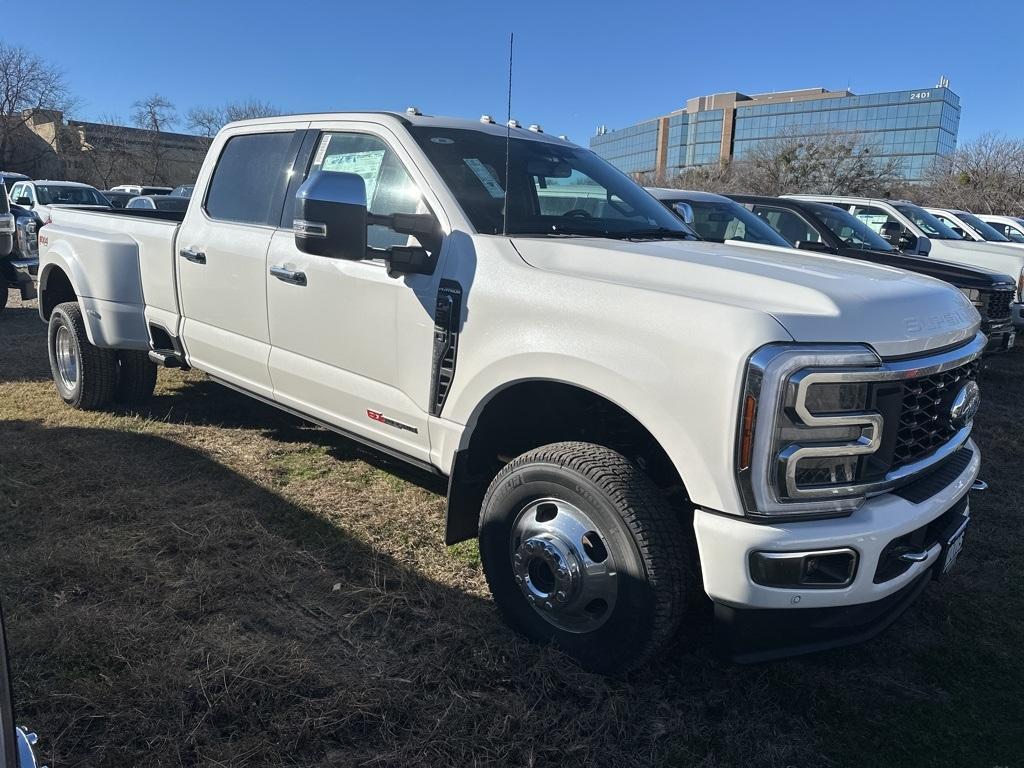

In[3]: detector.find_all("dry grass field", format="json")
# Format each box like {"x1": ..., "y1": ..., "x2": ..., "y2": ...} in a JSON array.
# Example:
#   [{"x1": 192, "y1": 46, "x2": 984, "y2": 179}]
[{"x1": 1, "y1": 291, "x2": 1022, "y2": 767}]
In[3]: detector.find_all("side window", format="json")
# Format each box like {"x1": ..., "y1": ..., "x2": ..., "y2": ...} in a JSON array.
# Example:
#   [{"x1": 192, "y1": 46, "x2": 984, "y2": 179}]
[
  {"x1": 755, "y1": 207, "x2": 819, "y2": 244},
  {"x1": 8, "y1": 183, "x2": 21, "y2": 201},
  {"x1": 310, "y1": 132, "x2": 425, "y2": 251},
  {"x1": 206, "y1": 131, "x2": 296, "y2": 225},
  {"x1": 932, "y1": 213, "x2": 967, "y2": 238},
  {"x1": 851, "y1": 205, "x2": 902, "y2": 235}
]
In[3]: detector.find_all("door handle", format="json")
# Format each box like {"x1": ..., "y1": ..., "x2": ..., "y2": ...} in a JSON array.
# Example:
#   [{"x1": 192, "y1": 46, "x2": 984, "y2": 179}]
[
  {"x1": 179, "y1": 248, "x2": 206, "y2": 264},
  {"x1": 269, "y1": 265, "x2": 307, "y2": 286}
]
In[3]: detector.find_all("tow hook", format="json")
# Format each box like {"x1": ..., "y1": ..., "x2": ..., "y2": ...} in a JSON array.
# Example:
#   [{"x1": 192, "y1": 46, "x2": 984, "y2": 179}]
[{"x1": 971, "y1": 480, "x2": 988, "y2": 492}]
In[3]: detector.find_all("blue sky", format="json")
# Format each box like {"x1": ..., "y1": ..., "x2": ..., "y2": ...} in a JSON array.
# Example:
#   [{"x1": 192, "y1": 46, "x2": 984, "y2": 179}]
[{"x1": 10, "y1": 0, "x2": 1023, "y2": 146}]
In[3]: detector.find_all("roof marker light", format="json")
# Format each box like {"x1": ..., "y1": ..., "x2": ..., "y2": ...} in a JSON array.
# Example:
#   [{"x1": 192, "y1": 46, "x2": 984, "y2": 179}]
[
  {"x1": 480, "y1": 114, "x2": 496, "y2": 124},
  {"x1": 405, "y1": 106, "x2": 422, "y2": 116}
]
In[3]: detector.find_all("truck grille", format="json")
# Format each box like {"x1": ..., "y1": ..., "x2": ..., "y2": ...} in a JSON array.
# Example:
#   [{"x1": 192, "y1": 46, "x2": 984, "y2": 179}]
[
  {"x1": 892, "y1": 360, "x2": 980, "y2": 470},
  {"x1": 981, "y1": 288, "x2": 1014, "y2": 320}
]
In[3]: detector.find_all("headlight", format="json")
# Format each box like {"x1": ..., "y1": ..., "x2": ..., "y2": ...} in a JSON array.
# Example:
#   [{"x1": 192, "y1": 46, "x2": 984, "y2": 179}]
[{"x1": 737, "y1": 344, "x2": 887, "y2": 518}]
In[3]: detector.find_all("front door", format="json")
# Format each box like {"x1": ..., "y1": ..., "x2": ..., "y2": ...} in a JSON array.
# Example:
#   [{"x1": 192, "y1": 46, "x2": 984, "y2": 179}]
[
  {"x1": 177, "y1": 127, "x2": 305, "y2": 398},
  {"x1": 266, "y1": 125, "x2": 445, "y2": 462}
]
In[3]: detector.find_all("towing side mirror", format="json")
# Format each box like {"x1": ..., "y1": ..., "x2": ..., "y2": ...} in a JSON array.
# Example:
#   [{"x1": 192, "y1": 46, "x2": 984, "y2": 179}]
[
  {"x1": 293, "y1": 170, "x2": 368, "y2": 261},
  {"x1": 14, "y1": 197, "x2": 31, "y2": 208},
  {"x1": 670, "y1": 201, "x2": 695, "y2": 225},
  {"x1": 898, "y1": 232, "x2": 919, "y2": 252}
]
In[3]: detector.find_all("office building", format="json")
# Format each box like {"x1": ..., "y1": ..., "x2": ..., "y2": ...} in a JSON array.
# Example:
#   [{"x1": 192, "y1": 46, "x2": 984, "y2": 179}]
[{"x1": 590, "y1": 83, "x2": 960, "y2": 181}]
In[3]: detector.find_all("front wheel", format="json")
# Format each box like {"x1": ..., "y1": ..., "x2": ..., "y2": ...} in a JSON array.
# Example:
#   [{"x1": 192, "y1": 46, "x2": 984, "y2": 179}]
[
  {"x1": 47, "y1": 301, "x2": 118, "y2": 410},
  {"x1": 479, "y1": 441, "x2": 691, "y2": 674}
]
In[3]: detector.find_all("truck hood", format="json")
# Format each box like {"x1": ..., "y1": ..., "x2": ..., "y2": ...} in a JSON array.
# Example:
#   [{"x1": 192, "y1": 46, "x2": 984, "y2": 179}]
[
  {"x1": 512, "y1": 237, "x2": 980, "y2": 358},
  {"x1": 837, "y1": 247, "x2": 1017, "y2": 289}
]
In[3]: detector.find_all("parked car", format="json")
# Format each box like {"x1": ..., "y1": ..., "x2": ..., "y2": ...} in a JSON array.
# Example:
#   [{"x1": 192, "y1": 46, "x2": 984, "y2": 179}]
[
  {"x1": 126, "y1": 194, "x2": 190, "y2": 212},
  {"x1": 169, "y1": 184, "x2": 195, "y2": 198},
  {"x1": 789, "y1": 195, "x2": 1024, "y2": 329},
  {"x1": 108, "y1": 184, "x2": 173, "y2": 196},
  {"x1": 646, "y1": 188, "x2": 791, "y2": 247},
  {"x1": 6, "y1": 180, "x2": 110, "y2": 224},
  {"x1": 0, "y1": 192, "x2": 38, "y2": 315},
  {"x1": 926, "y1": 207, "x2": 1024, "y2": 253},
  {"x1": 729, "y1": 194, "x2": 1017, "y2": 355},
  {"x1": 977, "y1": 215, "x2": 1024, "y2": 243},
  {"x1": 0, "y1": 171, "x2": 30, "y2": 198},
  {"x1": 36, "y1": 111, "x2": 986, "y2": 671},
  {"x1": 1, "y1": 600, "x2": 42, "y2": 768},
  {"x1": 101, "y1": 190, "x2": 137, "y2": 209}
]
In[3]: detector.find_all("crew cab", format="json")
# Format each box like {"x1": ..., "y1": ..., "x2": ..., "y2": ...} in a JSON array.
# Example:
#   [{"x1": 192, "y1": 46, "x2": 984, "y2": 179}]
[
  {"x1": 789, "y1": 195, "x2": 1024, "y2": 329},
  {"x1": 729, "y1": 194, "x2": 1017, "y2": 354},
  {"x1": 978, "y1": 215, "x2": 1024, "y2": 243},
  {"x1": 36, "y1": 111, "x2": 986, "y2": 671}
]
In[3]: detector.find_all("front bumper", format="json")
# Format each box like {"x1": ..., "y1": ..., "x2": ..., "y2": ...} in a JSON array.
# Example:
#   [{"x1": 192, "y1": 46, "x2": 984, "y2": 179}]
[
  {"x1": 3, "y1": 257, "x2": 38, "y2": 299},
  {"x1": 694, "y1": 440, "x2": 980, "y2": 660},
  {"x1": 981, "y1": 320, "x2": 1016, "y2": 354},
  {"x1": 1013, "y1": 301, "x2": 1024, "y2": 330}
]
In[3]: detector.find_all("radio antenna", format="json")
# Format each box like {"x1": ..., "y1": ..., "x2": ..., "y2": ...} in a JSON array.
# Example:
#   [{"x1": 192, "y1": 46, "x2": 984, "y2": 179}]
[{"x1": 502, "y1": 32, "x2": 514, "y2": 237}]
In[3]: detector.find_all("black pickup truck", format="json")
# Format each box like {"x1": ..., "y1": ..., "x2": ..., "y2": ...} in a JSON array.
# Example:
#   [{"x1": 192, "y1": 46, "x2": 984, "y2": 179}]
[
  {"x1": 729, "y1": 194, "x2": 1017, "y2": 355},
  {"x1": 0, "y1": 190, "x2": 39, "y2": 314}
]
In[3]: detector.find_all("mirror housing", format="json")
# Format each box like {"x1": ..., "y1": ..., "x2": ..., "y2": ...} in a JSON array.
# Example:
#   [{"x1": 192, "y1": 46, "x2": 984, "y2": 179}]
[
  {"x1": 13, "y1": 197, "x2": 31, "y2": 208},
  {"x1": 898, "y1": 232, "x2": 919, "y2": 252},
  {"x1": 294, "y1": 170, "x2": 368, "y2": 260},
  {"x1": 916, "y1": 234, "x2": 932, "y2": 256},
  {"x1": 796, "y1": 240, "x2": 835, "y2": 254},
  {"x1": 670, "y1": 201, "x2": 695, "y2": 225},
  {"x1": 879, "y1": 220, "x2": 902, "y2": 246}
]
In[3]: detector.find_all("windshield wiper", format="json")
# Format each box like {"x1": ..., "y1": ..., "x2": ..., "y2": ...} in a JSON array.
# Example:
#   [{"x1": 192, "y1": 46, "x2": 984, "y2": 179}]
[{"x1": 602, "y1": 228, "x2": 696, "y2": 241}]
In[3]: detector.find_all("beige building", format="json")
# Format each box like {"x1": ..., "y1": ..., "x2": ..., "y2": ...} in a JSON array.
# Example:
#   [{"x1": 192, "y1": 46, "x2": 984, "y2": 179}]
[{"x1": 3, "y1": 109, "x2": 210, "y2": 188}]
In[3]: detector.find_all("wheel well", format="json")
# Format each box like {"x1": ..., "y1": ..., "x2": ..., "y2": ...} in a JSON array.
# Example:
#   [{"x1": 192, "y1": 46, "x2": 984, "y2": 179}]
[
  {"x1": 445, "y1": 381, "x2": 687, "y2": 544},
  {"x1": 40, "y1": 266, "x2": 76, "y2": 319}
]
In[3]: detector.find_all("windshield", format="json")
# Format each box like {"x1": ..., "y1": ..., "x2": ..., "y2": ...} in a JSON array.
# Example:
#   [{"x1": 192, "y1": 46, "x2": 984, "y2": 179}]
[
  {"x1": 957, "y1": 211, "x2": 1011, "y2": 242},
  {"x1": 675, "y1": 199, "x2": 789, "y2": 246},
  {"x1": 893, "y1": 203, "x2": 963, "y2": 240},
  {"x1": 806, "y1": 202, "x2": 895, "y2": 252},
  {"x1": 409, "y1": 127, "x2": 693, "y2": 239},
  {"x1": 36, "y1": 185, "x2": 108, "y2": 206}
]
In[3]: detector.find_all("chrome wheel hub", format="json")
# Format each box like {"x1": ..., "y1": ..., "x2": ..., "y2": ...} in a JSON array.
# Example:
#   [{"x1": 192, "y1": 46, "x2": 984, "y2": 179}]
[
  {"x1": 510, "y1": 498, "x2": 618, "y2": 633},
  {"x1": 54, "y1": 325, "x2": 79, "y2": 391}
]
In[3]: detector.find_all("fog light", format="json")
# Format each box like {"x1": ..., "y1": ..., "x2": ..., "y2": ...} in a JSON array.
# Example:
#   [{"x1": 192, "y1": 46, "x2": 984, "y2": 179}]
[{"x1": 749, "y1": 548, "x2": 858, "y2": 589}]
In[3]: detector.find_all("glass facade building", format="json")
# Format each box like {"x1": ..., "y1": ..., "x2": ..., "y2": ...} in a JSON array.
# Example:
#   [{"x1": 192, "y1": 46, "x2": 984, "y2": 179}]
[{"x1": 590, "y1": 85, "x2": 961, "y2": 182}]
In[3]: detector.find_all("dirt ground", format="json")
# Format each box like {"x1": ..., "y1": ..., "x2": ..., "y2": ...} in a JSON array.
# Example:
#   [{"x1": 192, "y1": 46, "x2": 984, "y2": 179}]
[{"x1": 1, "y1": 290, "x2": 1022, "y2": 767}]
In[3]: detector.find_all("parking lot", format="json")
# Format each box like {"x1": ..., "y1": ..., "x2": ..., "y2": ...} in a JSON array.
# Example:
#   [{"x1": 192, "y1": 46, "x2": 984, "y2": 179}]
[{"x1": 0, "y1": 291, "x2": 1020, "y2": 767}]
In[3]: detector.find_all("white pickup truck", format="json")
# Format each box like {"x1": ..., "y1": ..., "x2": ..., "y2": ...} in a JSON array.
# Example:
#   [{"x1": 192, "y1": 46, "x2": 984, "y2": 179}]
[{"x1": 36, "y1": 111, "x2": 986, "y2": 672}]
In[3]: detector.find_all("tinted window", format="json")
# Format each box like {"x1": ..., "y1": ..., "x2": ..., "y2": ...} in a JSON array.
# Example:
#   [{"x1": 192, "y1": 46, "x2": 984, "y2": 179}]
[
  {"x1": 206, "y1": 131, "x2": 295, "y2": 225},
  {"x1": 755, "y1": 207, "x2": 820, "y2": 245},
  {"x1": 892, "y1": 203, "x2": 962, "y2": 240},
  {"x1": 681, "y1": 200, "x2": 789, "y2": 246},
  {"x1": 804, "y1": 202, "x2": 895, "y2": 251},
  {"x1": 35, "y1": 185, "x2": 108, "y2": 206}
]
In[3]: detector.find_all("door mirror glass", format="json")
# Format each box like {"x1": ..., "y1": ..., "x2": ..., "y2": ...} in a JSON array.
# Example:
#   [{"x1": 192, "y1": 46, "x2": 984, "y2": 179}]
[
  {"x1": 293, "y1": 170, "x2": 368, "y2": 260},
  {"x1": 13, "y1": 198, "x2": 31, "y2": 208}
]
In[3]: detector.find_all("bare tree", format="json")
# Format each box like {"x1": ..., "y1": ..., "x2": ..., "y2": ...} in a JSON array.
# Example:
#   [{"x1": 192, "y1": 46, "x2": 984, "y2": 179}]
[
  {"x1": 919, "y1": 133, "x2": 1024, "y2": 216},
  {"x1": 643, "y1": 130, "x2": 907, "y2": 198},
  {"x1": 130, "y1": 94, "x2": 179, "y2": 184},
  {"x1": 67, "y1": 113, "x2": 143, "y2": 189},
  {"x1": 0, "y1": 42, "x2": 76, "y2": 172},
  {"x1": 186, "y1": 99, "x2": 281, "y2": 137}
]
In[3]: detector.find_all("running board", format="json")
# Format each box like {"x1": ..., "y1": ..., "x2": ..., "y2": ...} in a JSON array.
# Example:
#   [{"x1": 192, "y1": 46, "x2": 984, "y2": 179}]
[{"x1": 148, "y1": 349, "x2": 186, "y2": 369}]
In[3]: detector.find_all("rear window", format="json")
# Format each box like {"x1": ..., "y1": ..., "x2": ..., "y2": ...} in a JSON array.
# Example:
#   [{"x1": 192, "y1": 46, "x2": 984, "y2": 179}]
[{"x1": 205, "y1": 131, "x2": 296, "y2": 225}]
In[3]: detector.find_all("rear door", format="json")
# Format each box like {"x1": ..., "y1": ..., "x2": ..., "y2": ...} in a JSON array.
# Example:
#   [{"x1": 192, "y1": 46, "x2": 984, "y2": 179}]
[
  {"x1": 749, "y1": 204, "x2": 823, "y2": 246},
  {"x1": 176, "y1": 123, "x2": 308, "y2": 397}
]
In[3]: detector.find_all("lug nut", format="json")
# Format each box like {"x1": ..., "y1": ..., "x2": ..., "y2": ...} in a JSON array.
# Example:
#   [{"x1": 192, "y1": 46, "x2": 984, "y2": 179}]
[
  {"x1": 544, "y1": 601, "x2": 553, "y2": 610},
  {"x1": 555, "y1": 591, "x2": 567, "y2": 602},
  {"x1": 515, "y1": 575, "x2": 523, "y2": 585}
]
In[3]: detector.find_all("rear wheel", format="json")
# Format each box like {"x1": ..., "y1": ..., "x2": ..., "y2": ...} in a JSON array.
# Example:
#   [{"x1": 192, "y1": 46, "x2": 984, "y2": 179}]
[
  {"x1": 114, "y1": 350, "x2": 157, "y2": 404},
  {"x1": 479, "y1": 441, "x2": 690, "y2": 674},
  {"x1": 47, "y1": 302, "x2": 117, "y2": 410}
]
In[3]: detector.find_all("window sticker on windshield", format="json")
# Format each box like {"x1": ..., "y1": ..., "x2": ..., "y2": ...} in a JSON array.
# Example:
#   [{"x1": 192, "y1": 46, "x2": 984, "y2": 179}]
[
  {"x1": 322, "y1": 150, "x2": 386, "y2": 201},
  {"x1": 464, "y1": 158, "x2": 505, "y2": 198}
]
